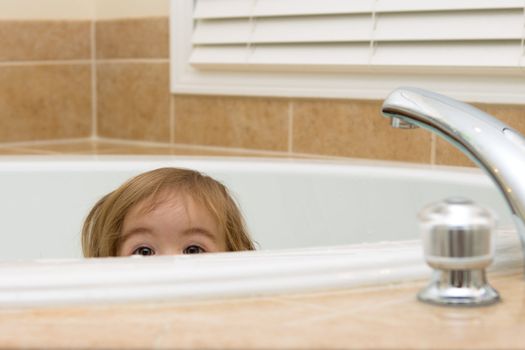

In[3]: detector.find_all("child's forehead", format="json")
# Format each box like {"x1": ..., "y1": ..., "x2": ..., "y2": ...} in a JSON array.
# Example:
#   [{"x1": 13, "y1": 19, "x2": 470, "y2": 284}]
[{"x1": 133, "y1": 187, "x2": 205, "y2": 214}]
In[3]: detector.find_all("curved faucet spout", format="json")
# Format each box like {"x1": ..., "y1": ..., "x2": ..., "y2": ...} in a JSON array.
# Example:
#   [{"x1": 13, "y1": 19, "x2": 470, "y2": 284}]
[{"x1": 381, "y1": 87, "x2": 525, "y2": 261}]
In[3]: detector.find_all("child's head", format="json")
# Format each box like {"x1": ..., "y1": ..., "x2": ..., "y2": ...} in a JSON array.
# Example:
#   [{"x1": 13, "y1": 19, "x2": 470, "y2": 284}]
[{"x1": 82, "y1": 167, "x2": 255, "y2": 257}]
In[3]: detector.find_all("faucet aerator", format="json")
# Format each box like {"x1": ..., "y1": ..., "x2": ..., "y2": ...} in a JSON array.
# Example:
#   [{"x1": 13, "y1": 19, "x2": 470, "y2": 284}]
[{"x1": 390, "y1": 116, "x2": 418, "y2": 129}]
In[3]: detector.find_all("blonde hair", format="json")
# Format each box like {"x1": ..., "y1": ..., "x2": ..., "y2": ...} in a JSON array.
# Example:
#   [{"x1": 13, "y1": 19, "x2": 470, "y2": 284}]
[{"x1": 82, "y1": 167, "x2": 255, "y2": 257}]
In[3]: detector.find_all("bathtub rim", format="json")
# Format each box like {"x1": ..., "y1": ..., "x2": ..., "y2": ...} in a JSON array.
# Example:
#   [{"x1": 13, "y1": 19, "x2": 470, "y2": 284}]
[
  {"x1": 0, "y1": 229, "x2": 520, "y2": 309},
  {"x1": 0, "y1": 154, "x2": 490, "y2": 183}
]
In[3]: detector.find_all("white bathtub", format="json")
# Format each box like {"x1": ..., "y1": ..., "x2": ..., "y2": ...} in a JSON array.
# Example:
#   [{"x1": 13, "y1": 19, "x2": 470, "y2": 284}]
[{"x1": 0, "y1": 156, "x2": 521, "y2": 307}]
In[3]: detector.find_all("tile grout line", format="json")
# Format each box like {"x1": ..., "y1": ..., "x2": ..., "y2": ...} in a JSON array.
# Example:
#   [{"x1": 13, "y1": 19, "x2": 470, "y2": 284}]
[
  {"x1": 288, "y1": 99, "x2": 294, "y2": 154},
  {"x1": 97, "y1": 58, "x2": 170, "y2": 64},
  {"x1": 90, "y1": 17, "x2": 98, "y2": 139},
  {"x1": 96, "y1": 137, "x2": 294, "y2": 156},
  {"x1": 170, "y1": 95, "x2": 176, "y2": 144},
  {"x1": 95, "y1": 137, "x2": 297, "y2": 156},
  {"x1": 0, "y1": 60, "x2": 92, "y2": 67},
  {"x1": 0, "y1": 59, "x2": 169, "y2": 67},
  {"x1": 95, "y1": 137, "x2": 407, "y2": 162}
]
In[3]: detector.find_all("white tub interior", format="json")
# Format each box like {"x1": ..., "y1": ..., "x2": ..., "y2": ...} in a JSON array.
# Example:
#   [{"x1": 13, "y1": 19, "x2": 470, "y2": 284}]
[
  {"x1": 0, "y1": 156, "x2": 515, "y2": 260},
  {"x1": 0, "y1": 157, "x2": 512, "y2": 259},
  {"x1": 0, "y1": 156, "x2": 521, "y2": 307}
]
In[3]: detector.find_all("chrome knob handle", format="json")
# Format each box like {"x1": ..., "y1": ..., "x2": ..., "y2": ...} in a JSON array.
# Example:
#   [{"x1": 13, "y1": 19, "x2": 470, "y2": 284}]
[{"x1": 417, "y1": 197, "x2": 500, "y2": 306}]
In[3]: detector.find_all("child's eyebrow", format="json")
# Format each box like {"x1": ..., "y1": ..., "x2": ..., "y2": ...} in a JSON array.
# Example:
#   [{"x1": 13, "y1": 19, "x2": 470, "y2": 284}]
[
  {"x1": 121, "y1": 227, "x2": 152, "y2": 239},
  {"x1": 182, "y1": 227, "x2": 218, "y2": 242}
]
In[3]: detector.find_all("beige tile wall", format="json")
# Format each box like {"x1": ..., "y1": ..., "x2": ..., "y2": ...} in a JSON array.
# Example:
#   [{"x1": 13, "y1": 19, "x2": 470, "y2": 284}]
[
  {"x1": 0, "y1": 65, "x2": 91, "y2": 142},
  {"x1": 292, "y1": 99, "x2": 432, "y2": 163},
  {"x1": 95, "y1": 17, "x2": 170, "y2": 143},
  {"x1": 174, "y1": 95, "x2": 290, "y2": 151},
  {"x1": 96, "y1": 18, "x2": 169, "y2": 58},
  {"x1": 97, "y1": 62, "x2": 170, "y2": 142},
  {"x1": 0, "y1": 20, "x2": 93, "y2": 142},
  {"x1": 2, "y1": 15, "x2": 525, "y2": 167},
  {"x1": 0, "y1": 21, "x2": 91, "y2": 61}
]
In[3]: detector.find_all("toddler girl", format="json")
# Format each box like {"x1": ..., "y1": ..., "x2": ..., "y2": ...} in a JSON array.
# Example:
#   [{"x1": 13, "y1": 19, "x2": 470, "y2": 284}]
[{"x1": 82, "y1": 167, "x2": 255, "y2": 257}]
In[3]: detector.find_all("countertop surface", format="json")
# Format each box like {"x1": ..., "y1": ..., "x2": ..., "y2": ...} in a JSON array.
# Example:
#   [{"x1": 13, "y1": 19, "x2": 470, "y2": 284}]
[{"x1": 1, "y1": 269, "x2": 523, "y2": 349}]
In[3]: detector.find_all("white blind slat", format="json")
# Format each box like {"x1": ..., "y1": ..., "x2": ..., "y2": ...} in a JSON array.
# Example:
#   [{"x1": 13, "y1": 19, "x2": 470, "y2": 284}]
[
  {"x1": 253, "y1": 0, "x2": 375, "y2": 17},
  {"x1": 194, "y1": 0, "x2": 376, "y2": 19},
  {"x1": 194, "y1": 0, "x2": 523, "y2": 19},
  {"x1": 252, "y1": 15, "x2": 371, "y2": 44},
  {"x1": 192, "y1": 19, "x2": 251, "y2": 45},
  {"x1": 193, "y1": 15, "x2": 372, "y2": 45},
  {"x1": 190, "y1": 42, "x2": 520, "y2": 70},
  {"x1": 373, "y1": 42, "x2": 521, "y2": 68},
  {"x1": 375, "y1": 0, "x2": 524, "y2": 13},
  {"x1": 193, "y1": 0, "x2": 253, "y2": 19},
  {"x1": 190, "y1": 46, "x2": 247, "y2": 65},
  {"x1": 190, "y1": 44, "x2": 370, "y2": 67},
  {"x1": 375, "y1": 10, "x2": 523, "y2": 41}
]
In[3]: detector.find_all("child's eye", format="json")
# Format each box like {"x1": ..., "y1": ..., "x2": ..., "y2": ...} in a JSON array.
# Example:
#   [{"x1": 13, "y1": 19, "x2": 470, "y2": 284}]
[
  {"x1": 132, "y1": 246, "x2": 155, "y2": 256},
  {"x1": 183, "y1": 245, "x2": 205, "y2": 255}
]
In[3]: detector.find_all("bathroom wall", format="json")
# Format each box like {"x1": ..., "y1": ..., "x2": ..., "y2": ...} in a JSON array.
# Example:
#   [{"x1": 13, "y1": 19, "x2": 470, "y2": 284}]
[
  {"x1": 0, "y1": 0, "x2": 93, "y2": 142},
  {"x1": 2, "y1": 0, "x2": 525, "y2": 167},
  {"x1": 95, "y1": 0, "x2": 171, "y2": 143}
]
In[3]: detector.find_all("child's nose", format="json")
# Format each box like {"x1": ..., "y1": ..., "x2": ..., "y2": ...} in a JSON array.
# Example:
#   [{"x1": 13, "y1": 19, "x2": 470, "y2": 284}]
[{"x1": 158, "y1": 247, "x2": 182, "y2": 256}]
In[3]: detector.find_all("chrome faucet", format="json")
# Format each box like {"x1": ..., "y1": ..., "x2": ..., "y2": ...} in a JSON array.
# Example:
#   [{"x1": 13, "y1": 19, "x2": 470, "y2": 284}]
[{"x1": 381, "y1": 87, "x2": 525, "y2": 264}]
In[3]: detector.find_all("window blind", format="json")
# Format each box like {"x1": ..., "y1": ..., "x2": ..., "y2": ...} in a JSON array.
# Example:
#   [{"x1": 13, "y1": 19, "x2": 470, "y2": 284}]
[{"x1": 189, "y1": 0, "x2": 525, "y2": 72}]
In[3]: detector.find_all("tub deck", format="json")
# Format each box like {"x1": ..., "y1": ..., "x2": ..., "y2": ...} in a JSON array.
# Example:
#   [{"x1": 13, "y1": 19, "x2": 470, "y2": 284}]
[
  {"x1": 0, "y1": 270, "x2": 523, "y2": 349},
  {"x1": 0, "y1": 139, "x2": 307, "y2": 157}
]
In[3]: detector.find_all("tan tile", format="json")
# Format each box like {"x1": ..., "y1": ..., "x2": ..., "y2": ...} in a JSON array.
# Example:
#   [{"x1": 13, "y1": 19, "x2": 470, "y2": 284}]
[
  {"x1": 474, "y1": 102, "x2": 525, "y2": 134},
  {"x1": 174, "y1": 95, "x2": 289, "y2": 151},
  {"x1": 97, "y1": 63, "x2": 170, "y2": 142},
  {"x1": 293, "y1": 98, "x2": 432, "y2": 163},
  {"x1": 0, "y1": 65, "x2": 92, "y2": 142},
  {"x1": 0, "y1": 20, "x2": 91, "y2": 61},
  {"x1": 435, "y1": 102, "x2": 525, "y2": 167},
  {"x1": 435, "y1": 139, "x2": 476, "y2": 167},
  {"x1": 96, "y1": 18, "x2": 169, "y2": 59}
]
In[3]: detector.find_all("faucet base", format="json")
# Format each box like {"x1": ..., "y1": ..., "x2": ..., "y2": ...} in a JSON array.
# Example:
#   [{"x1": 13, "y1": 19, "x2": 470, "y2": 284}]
[{"x1": 417, "y1": 269, "x2": 500, "y2": 306}]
